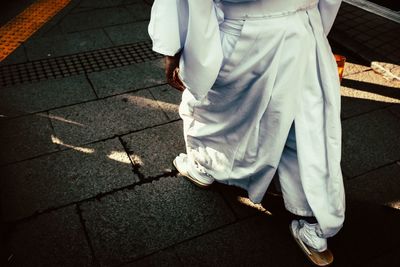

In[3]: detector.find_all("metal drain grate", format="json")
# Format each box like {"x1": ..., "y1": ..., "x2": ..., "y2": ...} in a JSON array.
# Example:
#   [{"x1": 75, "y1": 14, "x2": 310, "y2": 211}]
[{"x1": 0, "y1": 41, "x2": 163, "y2": 87}]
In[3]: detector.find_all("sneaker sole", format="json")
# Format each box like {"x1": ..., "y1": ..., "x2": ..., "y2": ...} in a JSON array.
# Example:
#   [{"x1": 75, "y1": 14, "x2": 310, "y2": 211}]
[
  {"x1": 173, "y1": 159, "x2": 212, "y2": 189},
  {"x1": 289, "y1": 224, "x2": 334, "y2": 266}
]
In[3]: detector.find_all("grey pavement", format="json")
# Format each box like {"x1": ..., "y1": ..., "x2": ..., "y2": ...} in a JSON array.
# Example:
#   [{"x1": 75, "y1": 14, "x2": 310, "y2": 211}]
[{"x1": 1, "y1": 0, "x2": 399, "y2": 266}]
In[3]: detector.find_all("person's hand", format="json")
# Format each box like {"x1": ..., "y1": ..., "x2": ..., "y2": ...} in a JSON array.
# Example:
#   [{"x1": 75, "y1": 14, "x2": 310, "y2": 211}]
[{"x1": 165, "y1": 52, "x2": 185, "y2": 92}]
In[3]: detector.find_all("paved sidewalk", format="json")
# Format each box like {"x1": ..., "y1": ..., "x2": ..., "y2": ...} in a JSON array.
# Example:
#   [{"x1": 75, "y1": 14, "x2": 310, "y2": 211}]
[{"x1": 1, "y1": 0, "x2": 399, "y2": 266}]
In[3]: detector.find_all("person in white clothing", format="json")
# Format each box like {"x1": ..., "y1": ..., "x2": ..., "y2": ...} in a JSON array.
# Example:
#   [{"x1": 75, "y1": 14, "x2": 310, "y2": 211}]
[{"x1": 148, "y1": 0, "x2": 345, "y2": 265}]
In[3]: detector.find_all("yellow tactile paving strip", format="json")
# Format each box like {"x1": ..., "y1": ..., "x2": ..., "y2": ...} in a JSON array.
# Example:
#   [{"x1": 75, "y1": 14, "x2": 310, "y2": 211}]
[{"x1": 0, "y1": 0, "x2": 71, "y2": 62}]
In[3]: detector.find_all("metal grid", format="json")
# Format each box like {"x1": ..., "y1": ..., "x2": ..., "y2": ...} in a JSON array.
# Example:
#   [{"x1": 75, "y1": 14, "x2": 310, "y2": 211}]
[
  {"x1": 0, "y1": 0, "x2": 71, "y2": 61},
  {"x1": 0, "y1": 41, "x2": 162, "y2": 87}
]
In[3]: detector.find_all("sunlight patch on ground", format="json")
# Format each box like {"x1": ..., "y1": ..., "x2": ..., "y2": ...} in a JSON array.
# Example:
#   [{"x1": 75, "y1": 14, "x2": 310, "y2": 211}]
[
  {"x1": 51, "y1": 135, "x2": 94, "y2": 154},
  {"x1": 107, "y1": 151, "x2": 131, "y2": 164},
  {"x1": 387, "y1": 201, "x2": 400, "y2": 210},
  {"x1": 340, "y1": 86, "x2": 400, "y2": 103},
  {"x1": 130, "y1": 154, "x2": 144, "y2": 166},
  {"x1": 40, "y1": 113, "x2": 84, "y2": 127},
  {"x1": 121, "y1": 95, "x2": 178, "y2": 113},
  {"x1": 237, "y1": 196, "x2": 272, "y2": 216}
]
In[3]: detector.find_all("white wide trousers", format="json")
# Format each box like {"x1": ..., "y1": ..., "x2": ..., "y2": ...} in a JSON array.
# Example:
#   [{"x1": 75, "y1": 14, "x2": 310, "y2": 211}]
[{"x1": 179, "y1": 4, "x2": 345, "y2": 238}]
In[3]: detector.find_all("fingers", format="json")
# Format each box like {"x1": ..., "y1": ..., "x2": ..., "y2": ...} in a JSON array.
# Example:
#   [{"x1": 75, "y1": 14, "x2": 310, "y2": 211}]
[
  {"x1": 164, "y1": 54, "x2": 185, "y2": 92},
  {"x1": 167, "y1": 69, "x2": 185, "y2": 92},
  {"x1": 166, "y1": 67, "x2": 185, "y2": 92}
]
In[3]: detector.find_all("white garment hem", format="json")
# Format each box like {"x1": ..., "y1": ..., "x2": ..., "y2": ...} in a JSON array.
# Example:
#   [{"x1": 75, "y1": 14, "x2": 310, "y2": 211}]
[{"x1": 284, "y1": 203, "x2": 314, "y2": 217}]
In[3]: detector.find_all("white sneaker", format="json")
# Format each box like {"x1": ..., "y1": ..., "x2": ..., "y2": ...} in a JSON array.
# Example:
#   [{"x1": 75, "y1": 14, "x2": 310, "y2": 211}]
[
  {"x1": 291, "y1": 220, "x2": 327, "y2": 253},
  {"x1": 173, "y1": 153, "x2": 213, "y2": 188}
]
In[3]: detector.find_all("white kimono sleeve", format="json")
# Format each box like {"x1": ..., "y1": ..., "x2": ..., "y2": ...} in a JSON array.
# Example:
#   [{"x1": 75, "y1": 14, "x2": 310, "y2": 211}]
[
  {"x1": 148, "y1": 0, "x2": 188, "y2": 56},
  {"x1": 148, "y1": 0, "x2": 223, "y2": 100},
  {"x1": 318, "y1": 0, "x2": 342, "y2": 35}
]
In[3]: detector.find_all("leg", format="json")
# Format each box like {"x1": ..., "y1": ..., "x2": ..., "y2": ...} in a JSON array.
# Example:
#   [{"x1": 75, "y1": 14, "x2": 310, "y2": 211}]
[{"x1": 278, "y1": 124, "x2": 334, "y2": 266}]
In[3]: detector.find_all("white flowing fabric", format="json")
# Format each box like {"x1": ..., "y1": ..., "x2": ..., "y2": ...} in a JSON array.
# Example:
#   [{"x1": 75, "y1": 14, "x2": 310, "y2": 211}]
[{"x1": 149, "y1": 0, "x2": 345, "y2": 238}]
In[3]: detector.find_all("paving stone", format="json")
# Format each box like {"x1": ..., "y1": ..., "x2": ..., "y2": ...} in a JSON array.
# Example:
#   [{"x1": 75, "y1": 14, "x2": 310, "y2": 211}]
[
  {"x1": 25, "y1": 29, "x2": 113, "y2": 61},
  {"x1": 0, "y1": 76, "x2": 96, "y2": 117},
  {"x1": 80, "y1": 176, "x2": 235, "y2": 266},
  {"x1": 104, "y1": 21, "x2": 150, "y2": 46},
  {"x1": 121, "y1": 121, "x2": 185, "y2": 178},
  {"x1": 329, "y1": 200, "x2": 400, "y2": 266},
  {"x1": 340, "y1": 70, "x2": 400, "y2": 118},
  {"x1": 125, "y1": 2, "x2": 152, "y2": 21},
  {"x1": 362, "y1": 247, "x2": 400, "y2": 267},
  {"x1": 88, "y1": 59, "x2": 165, "y2": 98},
  {"x1": 342, "y1": 62, "x2": 371, "y2": 77},
  {"x1": 0, "y1": 138, "x2": 136, "y2": 221},
  {"x1": 342, "y1": 109, "x2": 400, "y2": 177},
  {"x1": 29, "y1": 0, "x2": 81, "y2": 38},
  {"x1": 70, "y1": 5, "x2": 94, "y2": 14},
  {"x1": 341, "y1": 95, "x2": 390, "y2": 119},
  {"x1": 60, "y1": 7, "x2": 134, "y2": 33},
  {"x1": 149, "y1": 85, "x2": 182, "y2": 120},
  {"x1": 0, "y1": 114, "x2": 58, "y2": 165},
  {"x1": 0, "y1": 46, "x2": 27, "y2": 66},
  {"x1": 175, "y1": 199, "x2": 400, "y2": 267},
  {"x1": 390, "y1": 104, "x2": 400, "y2": 118},
  {"x1": 74, "y1": 0, "x2": 146, "y2": 10},
  {"x1": 345, "y1": 69, "x2": 400, "y2": 89},
  {"x1": 122, "y1": 250, "x2": 182, "y2": 267},
  {"x1": 174, "y1": 215, "x2": 307, "y2": 267},
  {"x1": 345, "y1": 164, "x2": 400, "y2": 209},
  {"x1": 78, "y1": 0, "x2": 126, "y2": 8},
  {"x1": 215, "y1": 183, "x2": 272, "y2": 220},
  {"x1": 50, "y1": 89, "x2": 168, "y2": 146},
  {"x1": 6, "y1": 206, "x2": 93, "y2": 267}
]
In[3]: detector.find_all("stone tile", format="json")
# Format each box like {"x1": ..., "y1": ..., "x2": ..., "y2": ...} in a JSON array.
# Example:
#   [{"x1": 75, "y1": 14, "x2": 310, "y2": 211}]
[
  {"x1": 329, "y1": 200, "x2": 400, "y2": 266},
  {"x1": 121, "y1": 121, "x2": 185, "y2": 178},
  {"x1": 149, "y1": 85, "x2": 182, "y2": 120},
  {"x1": 70, "y1": 5, "x2": 94, "y2": 14},
  {"x1": 362, "y1": 247, "x2": 400, "y2": 267},
  {"x1": 216, "y1": 183, "x2": 271, "y2": 220},
  {"x1": 0, "y1": 76, "x2": 96, "y2": 117},
  {"x1": 104, "y1": 21, "x2": 150, "y2": 46},
  {"x1": 345, "y1": 70, "x2": 400, "y2": 88},
  {"x1": 60, "y1": 7, "x2": 134, "y2": 33},
  {"x1": 78, "y1": 0, "x2": 125, "y2": 8},
  {"x1": 0, "y1": 138, "x2": 136, "y2": 221},
  {"x1": 25, "y1": 29, "x2": 113, "y2": 61},
  {"x1": 80, "y1": 176, "x2": 235, "y2": 266},
  {"x1": 341, "y1": 95, "x2": 390, "y2": 120},
  {"x1": 122, "y1": 250, "x2": 182, "y2": 267},
  {"x1": 29, "y1": 0, "x2": 81, "y2": 38},
  {"x1": 175, "y1": 215, "x2": 307, "y2": 267},
  {"x1": 50, "y1": 89, "x2": 168, "y2": 146},
  {"x1": 88, "y1": 59, "x2": 165, "y2": 98},
  {"x1": 342, "y1": 62, "x2": 370, "y2": 77},
  {"x1": 345, "y1": 164, "x2": 400, "y2": 209},
  {"x1": 6, "y1": 206, "x2": 93, "y2": 267},
  {"x1": 30, "y1": 24, "x2": 64, "y2": 40},
  {"x1": 390, "y1": 104, "x2": 400, "y2": 118},
  {"x1": 125, "y1": 3, "x2": 152, "y2": 21},
  {"x1": 0, "y1": 46, "x2": 27, "y2": 66},
  {"x1": 0, "y1": 114, "x2": 58, "y2": 165},
  {"x1": 342, "y1": 109, "x2": 400, "y2": 177},
  {"x1": 340, "y1": 70, "x2": 400, "y2": 118}
]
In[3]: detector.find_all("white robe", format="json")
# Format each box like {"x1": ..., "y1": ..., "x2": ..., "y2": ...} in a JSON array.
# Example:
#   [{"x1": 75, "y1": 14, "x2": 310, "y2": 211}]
[{"x1": 149, "y1": 0, "x2": 345, "y2": 238}]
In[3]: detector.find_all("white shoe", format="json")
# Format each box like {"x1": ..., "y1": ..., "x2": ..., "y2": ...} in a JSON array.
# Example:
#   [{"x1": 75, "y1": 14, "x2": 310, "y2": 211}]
[
  {"x1": 290, "y1": 220, "x2": 333, "y2": 266},
  {"x1": 173, "y1": 153, "x2": 213, "y2": 188},
  {"x1": 291, "y1": 220, "x2": 327, "y2": 252}
]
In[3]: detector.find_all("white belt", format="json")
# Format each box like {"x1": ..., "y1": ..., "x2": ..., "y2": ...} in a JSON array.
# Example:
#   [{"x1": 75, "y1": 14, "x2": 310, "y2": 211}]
[{"x1": 220, "y1": 0, "x2": 319, "y2": 19}]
